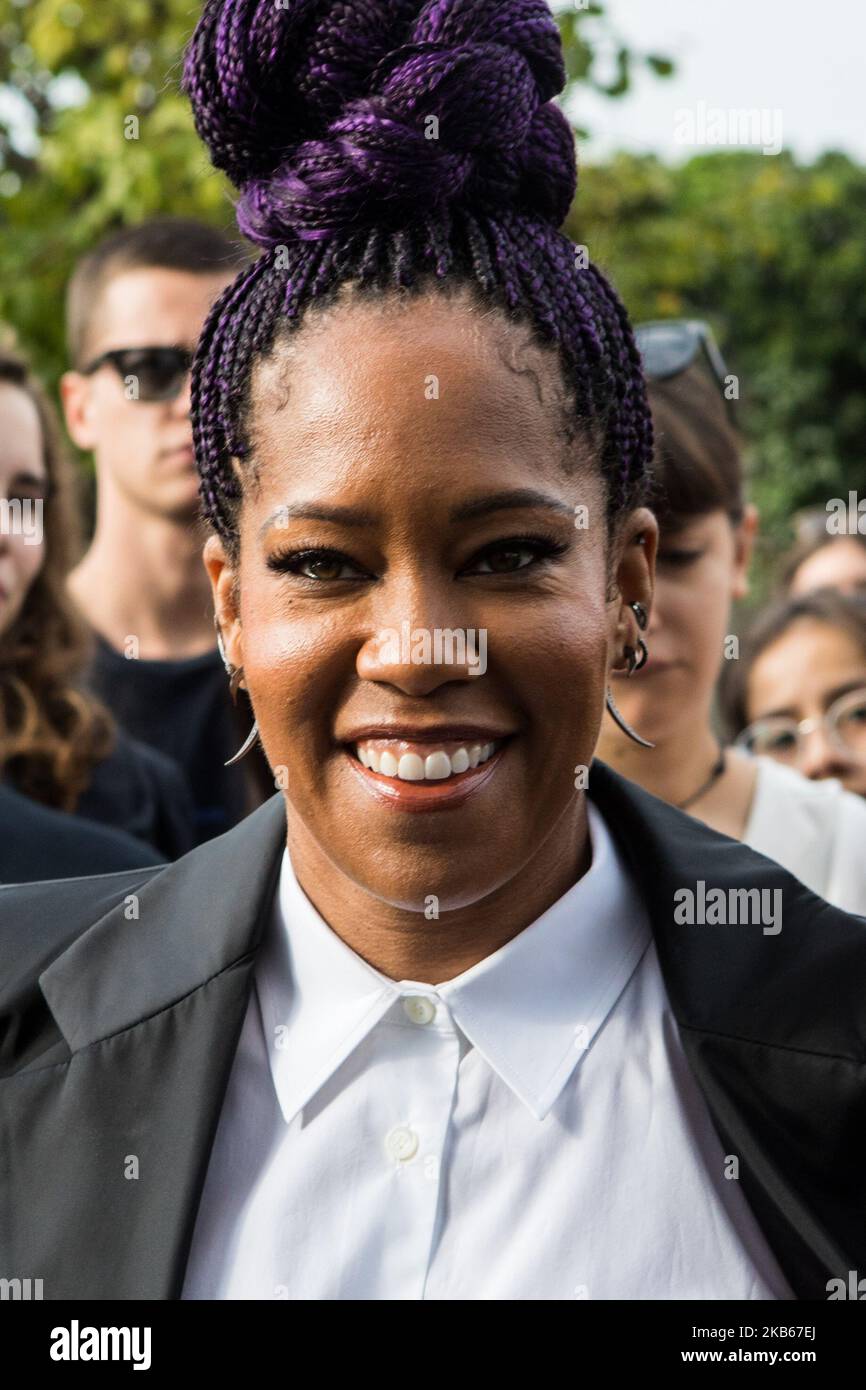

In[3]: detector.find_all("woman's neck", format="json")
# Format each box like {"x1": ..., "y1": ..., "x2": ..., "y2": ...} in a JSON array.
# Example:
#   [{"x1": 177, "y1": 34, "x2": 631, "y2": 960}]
[
  {"x1": 285, "y1": 795, "x2": 593, "y2": 984},
  {"x1": 597, "y1": 707, "x2": 723, "y2": 808},
  {"x1": 597, "y1": 711, "x2": 758, "y2": 840}
]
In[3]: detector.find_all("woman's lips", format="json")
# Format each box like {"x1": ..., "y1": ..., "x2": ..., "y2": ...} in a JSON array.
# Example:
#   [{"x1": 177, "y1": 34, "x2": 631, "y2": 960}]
[{"x1": 343, "y1": 737, "x2": 510, "y2": 812}]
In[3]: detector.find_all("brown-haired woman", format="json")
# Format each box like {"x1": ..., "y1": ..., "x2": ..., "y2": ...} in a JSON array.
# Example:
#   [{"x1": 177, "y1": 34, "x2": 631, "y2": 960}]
[
  {"x1": 722, "y1": 587, "x2": 866, "y2": 800},
  {"x1": 596, "y1": 360, "x2": 866, "y2": 915},
  {"x1": 778, "y1": 510, "x2": 866, "y2": 596},
  {"x1": 0, "y1": 343, "x2": 194, "y2": 860}
]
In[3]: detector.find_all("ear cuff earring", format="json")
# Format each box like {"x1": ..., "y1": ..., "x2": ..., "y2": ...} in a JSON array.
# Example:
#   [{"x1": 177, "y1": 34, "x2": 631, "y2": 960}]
[
  {"x1": 216, "y1": 623, "x2": 261, "y2": 766},
  {"x1": 604, "y1": 600, "x2": 655, "y2": 749}
]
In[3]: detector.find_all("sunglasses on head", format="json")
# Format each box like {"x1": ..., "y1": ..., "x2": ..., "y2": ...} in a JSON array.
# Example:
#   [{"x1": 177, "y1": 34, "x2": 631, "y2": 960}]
[
  {"x1": 81, "y1": 346, "x2": 194, "y2": 403},
  {"x1": 634, "y1": 319, "x2": 737, "y2": 424}
]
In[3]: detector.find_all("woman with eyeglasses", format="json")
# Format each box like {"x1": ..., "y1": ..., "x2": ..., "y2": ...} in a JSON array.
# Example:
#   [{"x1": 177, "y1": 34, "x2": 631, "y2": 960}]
[
  {"x1": 3, "y1": 0, "x2": 866, "y2": 1304},
  {"x1": 596, "y1": 351, "x2": 866, "y2": 914},
  {"x1": 723, "y1": 588, "x2": 866, "y2": 798},
  {"x1": 0, "y1": 342, "x2": 195, "y2": 864}
]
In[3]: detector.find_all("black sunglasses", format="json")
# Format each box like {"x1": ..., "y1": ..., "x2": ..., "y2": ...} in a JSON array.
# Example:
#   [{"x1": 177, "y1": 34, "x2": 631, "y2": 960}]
[
  {"x1": 634, "y1": 319, "x2": 737, "y2": 423},
  {"x1": 81, "y1": 346, "x2": 194, "y2": 403}
]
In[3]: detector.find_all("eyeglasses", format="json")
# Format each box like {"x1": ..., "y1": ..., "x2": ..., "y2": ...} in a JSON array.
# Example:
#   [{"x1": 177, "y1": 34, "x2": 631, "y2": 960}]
[
  {"x1": 80, "y1": 346, "x2": 194, "y2": 402},
  {"x1": 735, "y1": 686, "x2": 866, "y2": 765},
  {"x1": 634, "y1": 319, "x2": 737, "y2": 424}
]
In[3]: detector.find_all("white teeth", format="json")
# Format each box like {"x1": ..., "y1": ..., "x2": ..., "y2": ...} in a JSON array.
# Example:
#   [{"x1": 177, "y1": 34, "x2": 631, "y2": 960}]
[
  {"x1": 353, "y1": 739, "x2": 503, "y2": 781},
  {"x1": 379, "y1": 750, "x2": 399, "y2": 777},
  {"x1": 424, "y1": 752, "x2": 452, "y2": 780},
  {"x1": 450, "y1": 748, "x2": 470, "y2": 775},
  {"x1": 397, "y1": 753, "x2": 425, "y2": 780}
]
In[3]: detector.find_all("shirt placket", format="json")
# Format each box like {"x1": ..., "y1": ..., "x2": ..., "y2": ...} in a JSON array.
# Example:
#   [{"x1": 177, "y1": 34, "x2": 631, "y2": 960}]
[{"x1": 362, "y1": 993, "x2": 461, "y2": 1299}]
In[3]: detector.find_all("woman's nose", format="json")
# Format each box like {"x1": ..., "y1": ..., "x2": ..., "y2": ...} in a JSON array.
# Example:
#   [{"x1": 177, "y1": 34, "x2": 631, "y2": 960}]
[
  {"x1": 356, "y1": 618, "x2": 487, "y2": 695},
  {"x1": 797, "y1": 724, "x2": 851, "y2": 782}
]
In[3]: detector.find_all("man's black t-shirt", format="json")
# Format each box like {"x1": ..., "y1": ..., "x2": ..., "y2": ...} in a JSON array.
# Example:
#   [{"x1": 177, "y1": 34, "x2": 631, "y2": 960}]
[{"x1": 88, "y1": 634, "x2": 265, "y2": 844}]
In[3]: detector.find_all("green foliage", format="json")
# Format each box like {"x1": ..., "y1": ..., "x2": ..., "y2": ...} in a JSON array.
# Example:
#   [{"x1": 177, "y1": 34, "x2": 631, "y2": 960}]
[
  {"x1": 0, "y1": 0, "x2": 672, "y2": 380},
  {"x1": 0, "y1": 0, "x2": 233, "y2": 381},
  {"x1": 569, "y1": 150, "x2": 866, "y2": 590}
]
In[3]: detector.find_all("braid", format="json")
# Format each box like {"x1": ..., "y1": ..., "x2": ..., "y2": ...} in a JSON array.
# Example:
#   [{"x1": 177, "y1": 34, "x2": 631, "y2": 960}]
[{"x1": 182, "y1": 0, "x2": 654, "y2": 556}]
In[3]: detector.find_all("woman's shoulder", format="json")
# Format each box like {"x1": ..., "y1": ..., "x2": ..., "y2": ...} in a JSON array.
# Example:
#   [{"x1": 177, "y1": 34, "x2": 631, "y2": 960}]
[
  {"x1": 751, "y1": 755, "x2": 866, "y2": 822},
  {"x1": 746, "y1": 756, "x2": 866, "y2": 914}
]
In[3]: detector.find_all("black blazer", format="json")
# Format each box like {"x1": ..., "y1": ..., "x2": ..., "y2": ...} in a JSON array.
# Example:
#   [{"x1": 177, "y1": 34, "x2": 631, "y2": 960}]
[{"x1": 1, "y1": 760, "x2": 865, "y2": 1300}]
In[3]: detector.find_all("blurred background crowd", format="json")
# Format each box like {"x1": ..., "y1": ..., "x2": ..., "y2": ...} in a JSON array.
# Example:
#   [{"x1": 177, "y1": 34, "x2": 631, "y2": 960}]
[{"x1": 0, "y1": 0, "x2": 864, "y2": 904}]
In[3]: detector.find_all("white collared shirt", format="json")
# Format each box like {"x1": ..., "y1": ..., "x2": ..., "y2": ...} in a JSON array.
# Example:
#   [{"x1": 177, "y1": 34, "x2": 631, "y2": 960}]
[{"x1": 182, "y1": 802, "x2": 793, "y2": 1301}]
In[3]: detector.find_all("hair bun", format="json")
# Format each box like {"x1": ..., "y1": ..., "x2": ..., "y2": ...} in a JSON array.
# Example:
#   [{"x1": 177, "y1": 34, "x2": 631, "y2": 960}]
[{"x1": 183, "y1": 0, "x2": 577, "y2": 246}]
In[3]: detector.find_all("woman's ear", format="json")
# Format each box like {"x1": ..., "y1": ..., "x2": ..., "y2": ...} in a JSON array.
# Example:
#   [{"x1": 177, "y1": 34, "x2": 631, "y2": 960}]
[
  {"x1": 732, "y1": 503, "x2": 759, "y2": 601},
  {"x1": 610, "y1": 507, "x2": 657, "y2": 667},
  {"x1": 203, "y1": 533, "x2": 243, "y2": 670}
]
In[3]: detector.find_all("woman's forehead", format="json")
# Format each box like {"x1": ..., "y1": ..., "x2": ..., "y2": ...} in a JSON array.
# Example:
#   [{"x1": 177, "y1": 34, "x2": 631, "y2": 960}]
[{"x1": 247, "y1": 298, "x2": 576, "y2": 477}]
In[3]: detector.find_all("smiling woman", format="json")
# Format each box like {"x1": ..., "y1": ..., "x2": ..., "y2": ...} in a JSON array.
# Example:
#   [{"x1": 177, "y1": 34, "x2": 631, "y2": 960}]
[
  {"x1": 202, "y1": 287, "x2": 657, "y2": 964},
  {"x1": 4, "y1": 0, "x2": 866, "y2": 1306}
]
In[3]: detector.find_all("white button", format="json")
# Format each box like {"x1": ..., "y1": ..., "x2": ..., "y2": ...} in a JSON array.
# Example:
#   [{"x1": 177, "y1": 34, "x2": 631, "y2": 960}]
[
  {"x1": 385, "y1": 1126, "x2": 419, "y2": 1163},
  {"x1": 403, "y1": 995, "x2": 436, "y2": 1025}
]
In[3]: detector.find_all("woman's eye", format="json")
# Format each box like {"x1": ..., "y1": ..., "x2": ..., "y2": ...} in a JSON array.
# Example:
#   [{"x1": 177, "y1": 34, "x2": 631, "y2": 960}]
[
  {"x1": 464, "y1": 537, "x2": 567, "y2": 576},
  {"x1": 267, "y1": 548, "x2": 368, "y2": 581}
]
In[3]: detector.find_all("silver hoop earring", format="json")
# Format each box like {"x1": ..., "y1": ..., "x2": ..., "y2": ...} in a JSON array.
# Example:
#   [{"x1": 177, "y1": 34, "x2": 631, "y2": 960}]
[
  {"x1": 225, "y1": 720, "x2": 261, "y2": 767},
  {"x1": 215, "y1": 621, "x2": 260, "y2": 765},
  {"x1": 215, "y1": 624, "x2": 231, "y2": 673},
  {"x1": 605, "y1": 688, "x2": 655, "y2": 749}
]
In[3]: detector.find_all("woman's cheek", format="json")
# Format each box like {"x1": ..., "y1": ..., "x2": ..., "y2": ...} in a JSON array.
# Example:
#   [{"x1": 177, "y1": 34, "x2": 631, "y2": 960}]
[{"x1": 14, "y1": 536, "x2": 45, "y2": 610}]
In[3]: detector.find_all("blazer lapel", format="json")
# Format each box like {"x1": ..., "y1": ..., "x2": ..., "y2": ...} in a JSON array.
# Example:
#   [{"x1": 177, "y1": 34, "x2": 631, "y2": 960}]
[
  {"x1": 587, "y1": 758, "x2": 866, "y2": 1299},
  {"x1": 11, "y1": 795, "x2": 288, "y2": 1300}
]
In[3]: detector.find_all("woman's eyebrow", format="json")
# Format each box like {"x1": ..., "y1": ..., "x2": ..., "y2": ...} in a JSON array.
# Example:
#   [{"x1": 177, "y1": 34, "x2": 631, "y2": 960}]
[
  {"x1": 259, "y1": 503, "x2": 377, "y2": 537},
  {"x1": 449, "y1": 489, "x2": 574, "y2": 523},
  {"x1": 823, "y1": 678, "x2": 866, "y2": 707},
  {"x1": 259, "y1": 489, "x2": 574, "y2": 538},
  {"x1": 758, "y1": 679, "x2": 866, "y2": 722}
]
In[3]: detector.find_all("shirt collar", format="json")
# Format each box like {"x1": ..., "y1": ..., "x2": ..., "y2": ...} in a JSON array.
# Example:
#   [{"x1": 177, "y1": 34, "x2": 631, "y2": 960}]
[{"x1": 256, "y1": 802, "x2": 652, "y2": 1125}]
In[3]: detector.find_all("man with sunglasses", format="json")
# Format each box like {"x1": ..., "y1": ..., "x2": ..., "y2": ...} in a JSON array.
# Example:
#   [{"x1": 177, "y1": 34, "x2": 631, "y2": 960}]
[{"x1": 60, "y1": 217, "x2": 271, "y2": 845}]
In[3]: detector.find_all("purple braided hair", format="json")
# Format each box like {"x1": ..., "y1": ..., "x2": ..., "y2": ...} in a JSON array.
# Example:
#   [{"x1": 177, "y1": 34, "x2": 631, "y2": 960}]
[{"x1": 182, "y1": 0, "x2": 653, "y2": 554}]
